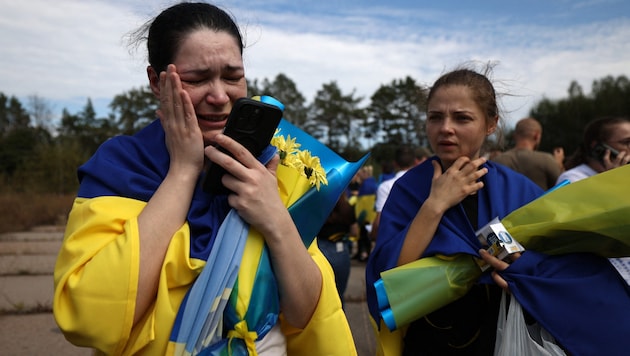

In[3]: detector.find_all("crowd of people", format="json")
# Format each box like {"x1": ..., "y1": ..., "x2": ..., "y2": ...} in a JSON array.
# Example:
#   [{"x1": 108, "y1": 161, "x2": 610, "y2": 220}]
[{"x1": 51, "y1": 2, "x2": 629, "y2": 355}]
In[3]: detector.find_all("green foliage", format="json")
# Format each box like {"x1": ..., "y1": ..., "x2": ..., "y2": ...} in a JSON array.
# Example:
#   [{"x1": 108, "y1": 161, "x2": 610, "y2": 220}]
[
  {"x1": 368, "y1": 76, "x2": 428, "y2": 146},
  {"x1": 109, "y1": 86, "x2": 159, "y2": 135},
  {"x1": 0, "y1": 72, "x2": 627, "y2": 201},
  {"x1": 531, "y1": 75, "x2": 630, "y2": 156},
  {"x1": 307, "y1": 81, "x2": 366, "y2": 153},
  {"x1": 0, "y1": 93, "x2": 31, "y2": 136},
  {"x1": 259, "y1": 74, "x2": 309, "y2": 127}
]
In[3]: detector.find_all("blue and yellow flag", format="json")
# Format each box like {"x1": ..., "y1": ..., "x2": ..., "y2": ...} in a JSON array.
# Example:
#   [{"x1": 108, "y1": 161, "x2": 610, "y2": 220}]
[
  {"x1": 168, "y1": 97, "x2": 369, "y2": 355},
  {"x1": 54, "y1": 96, "x2": 361, "y2": 355},
  {"x1": 369, "y1": 164, "x2": 630, "y2": 355}
]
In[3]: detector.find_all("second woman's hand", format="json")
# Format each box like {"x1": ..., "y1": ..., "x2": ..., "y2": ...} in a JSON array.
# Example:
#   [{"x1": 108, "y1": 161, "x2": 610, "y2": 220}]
[{"x1": 478, "y1": 248, "x2": 522, "y2": 291}]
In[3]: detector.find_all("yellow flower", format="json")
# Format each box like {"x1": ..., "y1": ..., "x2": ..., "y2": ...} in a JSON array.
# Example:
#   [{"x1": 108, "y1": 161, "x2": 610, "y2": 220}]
[
  {"x1": 270, "y1": 132, "x2": 300, "y2": 165},
  {"x1": 296, "y1": 150, "x2": 328, "y2": 190},
  {"x1": 271, "y1": 130, "x2": 328, "y2": 190}
]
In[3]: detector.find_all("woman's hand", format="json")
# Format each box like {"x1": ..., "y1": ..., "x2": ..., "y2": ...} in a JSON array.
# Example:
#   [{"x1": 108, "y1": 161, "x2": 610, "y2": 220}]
[
  {"x1": 205, "y1": 134, "x2": 285, "y2": 236},
  {"x1": 206, "y1": 133, "x2": 323, "y2": 328},
  {"x1": 602, "y1": 148, "x2": 630, "y2": 170},
  {"x1": 478, "y1": 249, "x2": 521, "y2": 291},
  {"x1": 426, "y1": 156, "x2": 488, "y2": 212},
  {"x1": 157, "y1": 64, "x2": 205, "y2": 177},
  {"x1": 398, "y1": 156, "x2": 489, "y2": 266}
]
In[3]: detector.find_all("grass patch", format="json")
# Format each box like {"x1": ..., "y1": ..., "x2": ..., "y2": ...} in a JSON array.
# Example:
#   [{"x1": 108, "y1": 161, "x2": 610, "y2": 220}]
[
  {"x1": 0, "y1": 303, "x2": 53, "y2": 315},
  {"x1": 0, "y1": 193, "x2": 74, "y2": 233}
]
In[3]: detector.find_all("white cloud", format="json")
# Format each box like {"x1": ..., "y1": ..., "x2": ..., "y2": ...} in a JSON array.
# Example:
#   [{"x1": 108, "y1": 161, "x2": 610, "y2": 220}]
[
  {"x1": 0, "y1": 0, "x2": 147, "y2": 100},
  {"x1": 1, "y1": 0, "x2": 629, "y2": 130}
]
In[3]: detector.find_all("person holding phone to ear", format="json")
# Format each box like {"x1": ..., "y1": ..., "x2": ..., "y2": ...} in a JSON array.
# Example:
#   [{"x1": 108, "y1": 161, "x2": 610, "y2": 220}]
[
  {"x1": 52, "y1": 3, "x2": 356, "y2": 355},
  {"x1": 556, "y1": 116, "x2": 630, "y2": 184}
]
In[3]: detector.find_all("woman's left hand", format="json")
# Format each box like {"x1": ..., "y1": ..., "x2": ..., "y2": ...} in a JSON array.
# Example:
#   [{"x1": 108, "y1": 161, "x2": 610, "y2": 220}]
[{"x1": 478, "y1": 249, "x2": 521, "y2": 291}]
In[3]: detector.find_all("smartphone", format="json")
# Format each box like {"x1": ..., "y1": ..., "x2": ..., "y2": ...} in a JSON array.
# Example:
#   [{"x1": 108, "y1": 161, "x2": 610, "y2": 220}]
[
  {"x1": 591, "y1": 142, "x2": 619, "y2": 162},
  {"x1": 202, "y1": 97, "x2": 283, "y2": 195}
]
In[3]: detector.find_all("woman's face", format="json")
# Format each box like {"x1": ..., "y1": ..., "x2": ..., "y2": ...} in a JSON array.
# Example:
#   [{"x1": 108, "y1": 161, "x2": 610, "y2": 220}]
[
  {"x1": 169, "y1": 29, "x2": 247, "y2": 146},
  {"x1": 426, "y1": 85, "x2": 497, "y2": 169},
  {"x1": 605, "y1": 122, "x2": 630, "y2": 155}
]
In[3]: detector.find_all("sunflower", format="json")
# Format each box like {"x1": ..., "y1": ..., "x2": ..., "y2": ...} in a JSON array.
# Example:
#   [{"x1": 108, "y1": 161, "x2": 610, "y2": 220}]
[{"x1": 271, "y1": 130, "x2": 328, "y2": 190}]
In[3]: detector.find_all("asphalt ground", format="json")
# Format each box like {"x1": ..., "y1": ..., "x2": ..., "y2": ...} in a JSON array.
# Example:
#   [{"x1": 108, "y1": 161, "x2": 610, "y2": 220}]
[{"x1": 0, "y1": 227, "x2": 376, "y2": 355}]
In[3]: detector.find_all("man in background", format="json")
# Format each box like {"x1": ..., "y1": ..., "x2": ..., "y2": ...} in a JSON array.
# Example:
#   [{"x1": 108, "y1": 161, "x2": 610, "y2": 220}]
[{"x1": 493, "y1": 117, "x2": 562, "y2": 190}]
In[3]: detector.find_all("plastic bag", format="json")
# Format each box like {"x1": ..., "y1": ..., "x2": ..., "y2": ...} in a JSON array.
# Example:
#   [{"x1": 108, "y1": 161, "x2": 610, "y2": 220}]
[{"x1": 494, "y1": 291, "x2": 566, "y2": 356}]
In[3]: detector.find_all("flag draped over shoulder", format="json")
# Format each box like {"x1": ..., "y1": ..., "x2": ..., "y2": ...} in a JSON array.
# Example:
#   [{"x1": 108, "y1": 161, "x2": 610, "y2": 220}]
[
  {"x1": 168, "y1": 97, "x2": 369, "y2": 355},
  {"x1": 366, "y1": 157, "x2": 543, "y2": 336},
  {"x1": 57, "y1": 95, "x2": 362, "y2": 354},
  {"x1": 369, "y1": 164, "x2": 630, "y2": 355}
]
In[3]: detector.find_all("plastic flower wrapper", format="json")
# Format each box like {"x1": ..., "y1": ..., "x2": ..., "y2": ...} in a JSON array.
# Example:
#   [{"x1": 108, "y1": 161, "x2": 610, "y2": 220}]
[
  {"x1": 169, "y1": 96, "x2": 369, "y2": 355},
  {"x1": 374, "y1": 164, "x2": 630, "y2": 333},
  {"x1": 502, "y1": 164, "x2": 630, "y2": 257},
  {"x1": 374, "y1": 254, "x2": 482, "y2": 331},
  {"x1": 274, "y1": 119, "x2": 368, "y2": 245}
]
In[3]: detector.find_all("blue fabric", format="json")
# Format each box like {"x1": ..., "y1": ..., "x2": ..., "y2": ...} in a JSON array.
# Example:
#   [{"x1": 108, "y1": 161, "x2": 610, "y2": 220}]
[
  {"x1": 366, "y1": 157, "x2": 543, "y2": 321},
  {"x1": 317, "y1": 238, "x2": 351, "y2": 304},
  {"x1": 503, "y1": 251, "x2": 630, "y2": 356},
  {"x1": 76, "y1": 119, "x2": 230, "y2": 261},
  {"x1": 358, "y1": 176, "x2": 377, "y2": 195},
  {"x1": 277, "y1": 119, "x2": 370, "y2": 245},
  {"x1": 171, "y1": 209, "x2": 251, "y2": 353},
  {"x1": 366, "y1": 156, "x2": 630, "y2": 355}
]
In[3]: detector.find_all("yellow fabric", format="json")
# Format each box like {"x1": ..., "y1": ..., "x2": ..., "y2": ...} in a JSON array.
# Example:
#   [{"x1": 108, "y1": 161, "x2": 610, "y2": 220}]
[
  {"x1": 370, "y1": 318, "x2": 406, "y2": 356},
  {"x1": 281, "y1": 239, "x2": 358, "y2": 356},
  {"x1": 54, "y1": 196, "x2": 203, "y2": 355},
  {"x1": 227, "y1": 320, "x2": 258, "y2": 355},
  {"x1": 54, "y1": 196, "x2": 356, "y2": 355},
  {"x1": 354, "y1": 194, "x2": 376, "y2": 224},
  {"x1": 235, "y1": 228, "x2": 265, "y2": 318}
]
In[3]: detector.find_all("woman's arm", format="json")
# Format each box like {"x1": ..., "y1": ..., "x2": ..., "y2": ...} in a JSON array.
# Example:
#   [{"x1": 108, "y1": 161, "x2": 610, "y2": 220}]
[
  {"x1": 135, "y1": 65, "x2": 205, "y2": 325},
  {"x1": 206, "y1": 133, "x2": 322, "y2": 328},
  {"x1": 397, "y1": 158, "x2": 488, "y2": 265}
]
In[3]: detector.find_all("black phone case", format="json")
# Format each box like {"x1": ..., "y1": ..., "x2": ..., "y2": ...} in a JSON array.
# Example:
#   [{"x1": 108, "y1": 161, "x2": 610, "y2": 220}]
[
  {"x1": 202, "y1": 98, "x2": 283, "y2": 194},
  {"x1": 591, "y1": 142, "x2": 619, "y2": 162}
]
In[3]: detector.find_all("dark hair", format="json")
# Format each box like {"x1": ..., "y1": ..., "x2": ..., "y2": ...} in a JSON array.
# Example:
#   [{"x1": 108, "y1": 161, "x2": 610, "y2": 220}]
[
  {"x1": 130, "y1": 2, "x2": 243, "y2": 73},
  {"x1": 565, "y1": 116, "x2": 630, "y2": 169},
  {"x1": 427, "y1": 68, "x2": 498, "y2": 124},
  {"x1": 426, "y1": 64, "x2": 505, "y2": 145}
]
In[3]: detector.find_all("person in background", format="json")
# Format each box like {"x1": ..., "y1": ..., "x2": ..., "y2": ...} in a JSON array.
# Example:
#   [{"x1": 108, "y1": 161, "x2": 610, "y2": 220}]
[
  {"x1": 414, "y1": 146, "x2": 432, "y2": 165},
  {"x1": 349, "y1": 165, "x2": 377, "y2": 262},
  {"x1": 52, "y1": 2, "x2": 356, "y2": 355},
  {"x1": 366, "y1": 66, "x2": 544, "y2": 355},
  {"x1": 492, "y1": 117, "x2": 562, "y2": 190},
  {"x1": 555, "y1": 116, "x2": 630, "y2": 285},
  {"x1": 378, "y1": 160, "x2": 396, "y2": 185},
  {"x1": 556, "y1": 116, "x2": 630, "y2": 183},
  {"x1": 317, "y1": 194, "x2": 359, "y2": 306},
  {"x1": 369, "y1": 144, "x2": 419, "y2": 242}
]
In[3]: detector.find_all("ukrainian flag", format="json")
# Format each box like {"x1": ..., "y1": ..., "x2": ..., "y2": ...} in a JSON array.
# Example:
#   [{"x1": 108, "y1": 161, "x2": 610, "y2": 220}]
[
  {"x1": 372, "y1": 165, "x2": 630, "y2": 355},
  {"x1": 167, "y1": 114, "x2": 369, "y2": 355}
]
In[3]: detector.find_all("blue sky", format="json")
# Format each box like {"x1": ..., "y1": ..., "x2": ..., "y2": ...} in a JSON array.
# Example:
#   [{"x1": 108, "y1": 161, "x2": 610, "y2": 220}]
[{"x1": 1, "y1": 0, "x2": 629, "y2": 129}]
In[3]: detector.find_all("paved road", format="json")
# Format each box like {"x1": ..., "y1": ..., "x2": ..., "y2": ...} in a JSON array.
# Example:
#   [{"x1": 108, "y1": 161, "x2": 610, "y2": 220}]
[{"x1": 0, "y1": 227, "x2": 376, "y2": 355}]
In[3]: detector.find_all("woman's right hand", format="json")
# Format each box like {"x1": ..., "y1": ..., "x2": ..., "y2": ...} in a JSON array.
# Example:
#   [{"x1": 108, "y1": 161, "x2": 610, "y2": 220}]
[
  {"x1": 426, "y1": 156, "x2": 488, "y2": 213},
  {"x1": 157, "y1": 64, "x2": 205, "y2": 178},
  {"x1": 602, "y1": 148, "x2": 630, "y2": 170},
  {"x1": 398, "y1": 156, "x2": 489, "y2": 265}
]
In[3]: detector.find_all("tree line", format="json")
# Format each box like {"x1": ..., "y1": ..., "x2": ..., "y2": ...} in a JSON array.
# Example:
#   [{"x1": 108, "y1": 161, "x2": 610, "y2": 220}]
[{"x1": 1, "y1": 73, "x2": 628, "y2": 194}]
